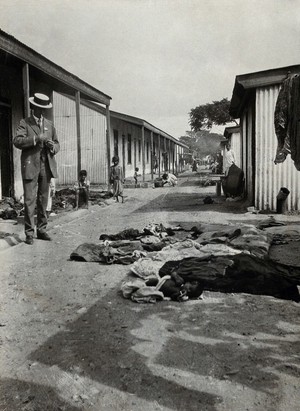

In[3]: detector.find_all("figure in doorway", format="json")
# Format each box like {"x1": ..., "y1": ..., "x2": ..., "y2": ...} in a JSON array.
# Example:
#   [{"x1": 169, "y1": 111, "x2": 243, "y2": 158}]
[
  {"x1": 162, "y1": 151, "x2": 168, "y2": 171},
  {"x1": 153, "y1": 153, "x2": 158, "y2": 174}
]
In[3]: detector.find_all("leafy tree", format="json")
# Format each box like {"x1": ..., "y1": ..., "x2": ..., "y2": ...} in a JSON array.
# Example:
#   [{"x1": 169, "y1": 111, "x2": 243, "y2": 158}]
[
  {"x1": 189, "y1": 98, "x2": 237, "y2": 131},
  {"x1": 179, "y1": 130, "x2": 225, "y2": 161}
]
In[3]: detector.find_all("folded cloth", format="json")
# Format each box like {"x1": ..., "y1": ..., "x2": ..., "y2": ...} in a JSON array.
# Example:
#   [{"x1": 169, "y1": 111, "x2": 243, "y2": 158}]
[
  {"x1": 121, "y1": 278, "x2": 146, "y2": 298},
  {"x1": 140, "y1": 235, "x2": 161, "y2": 244},
  {"x1": 131, "y1": 287, "x2": 164, "y2": 303}
]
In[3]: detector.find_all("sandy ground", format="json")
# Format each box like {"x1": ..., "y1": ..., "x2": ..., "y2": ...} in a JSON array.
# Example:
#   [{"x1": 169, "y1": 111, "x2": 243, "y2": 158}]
[{"x1": 0, "y1": 171, "x2": 300, "y2": 411}]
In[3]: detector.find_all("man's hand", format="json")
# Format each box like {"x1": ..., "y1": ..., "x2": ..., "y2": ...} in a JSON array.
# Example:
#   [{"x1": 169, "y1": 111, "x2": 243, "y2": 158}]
[
  {"x1": 46, "y1": 140, "x2": 54, "y2": 149},
  {"x1": 37, "y1": 133, "x2": 49, "y2": 143}
]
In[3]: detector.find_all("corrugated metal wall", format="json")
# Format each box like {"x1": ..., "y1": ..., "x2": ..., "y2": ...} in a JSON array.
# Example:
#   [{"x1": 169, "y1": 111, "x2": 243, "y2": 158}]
[
  {"x1": 231, "y1": 131, "x2": 242, "y2": 168},
  {"x1": 110, "y1": 118, "x2": 142, "y2": 178},
  {"x1": 255, "y1": 85, "x2": 300, "y2": 211},
  {"x1": 80, "y1": 103, "x2": 107, "y2": 184},
  {"x1": 53, "y1": 92, "x2": 107, "y2": 186}
]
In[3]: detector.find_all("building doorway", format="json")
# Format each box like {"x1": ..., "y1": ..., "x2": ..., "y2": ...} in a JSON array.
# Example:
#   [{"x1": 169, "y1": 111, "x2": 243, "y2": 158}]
[
  {"x1": 122, "y1": 135, "x2": 126, "y2": 178},
  {"x1": 113, "y1": 129, "x2": 119, "y2": 157},
  {"x1": 0, "y1": 102, "x2": 13, "y2": 198}
]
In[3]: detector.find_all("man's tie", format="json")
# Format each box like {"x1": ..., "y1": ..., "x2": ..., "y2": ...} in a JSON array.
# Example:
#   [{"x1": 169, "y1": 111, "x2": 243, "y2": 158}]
[{"x1": 38, "y1": 117, "x2": 43, "y2": 132}]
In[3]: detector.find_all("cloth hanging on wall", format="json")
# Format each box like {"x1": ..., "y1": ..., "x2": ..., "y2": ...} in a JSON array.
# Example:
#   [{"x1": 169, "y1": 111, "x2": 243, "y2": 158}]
[{"x1": 274, "y1": 73, "x2": 300, "y2": 170}]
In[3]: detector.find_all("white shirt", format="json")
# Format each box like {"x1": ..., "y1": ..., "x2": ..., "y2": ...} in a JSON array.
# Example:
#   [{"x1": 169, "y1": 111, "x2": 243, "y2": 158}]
[{"x1": 223, "y1": 149, "x2": 235, "y2": 175}]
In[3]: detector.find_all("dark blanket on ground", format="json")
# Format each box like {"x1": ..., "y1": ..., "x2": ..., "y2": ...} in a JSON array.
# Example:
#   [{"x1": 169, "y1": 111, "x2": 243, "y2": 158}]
[
  {"x1": 99, "y1": 228, "x2": 141, "y2": 241},
  {"x1": 159, "y1": 254, "x2": 300, "y2": 302}
]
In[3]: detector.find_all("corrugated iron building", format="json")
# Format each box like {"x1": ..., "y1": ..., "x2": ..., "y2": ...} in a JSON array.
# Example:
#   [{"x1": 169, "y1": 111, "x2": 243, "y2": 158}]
[
  {"x1": 108, "y1": 110, "x2": 186, "y2": 181},
  {"x1": 0, "y1": 29, "x2": 111, "y2": 200},
  {"x1": 230, "y1": 65, "x2": 300, "y2": 211},
  {"x1": 0, "y1": 29, "x2": 186, "y2": 200},
  {"x1": 53, "y1": 92, "x2": 107, "y2": 186},
  {"x1": 53, "y1": 95, "x2": 187, "y2": 184}
]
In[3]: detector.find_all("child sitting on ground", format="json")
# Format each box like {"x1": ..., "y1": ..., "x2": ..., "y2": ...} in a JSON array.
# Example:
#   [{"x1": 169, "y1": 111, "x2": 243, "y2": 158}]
[
  {"x1": 74, "y1": 169, "x2": 90, "y2": 210},
  {"x1": 110, "y1": 156, "x2": 124, "y2": 203}
]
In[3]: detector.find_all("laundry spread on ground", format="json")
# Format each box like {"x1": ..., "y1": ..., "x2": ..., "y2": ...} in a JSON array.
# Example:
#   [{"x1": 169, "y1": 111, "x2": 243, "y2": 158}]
[
  {"x1": 0, "y1": 197, "x2": 23, "y2": 219},
  {"x1": 69, "y1": 219, "x2": 300, "y2": 303}
]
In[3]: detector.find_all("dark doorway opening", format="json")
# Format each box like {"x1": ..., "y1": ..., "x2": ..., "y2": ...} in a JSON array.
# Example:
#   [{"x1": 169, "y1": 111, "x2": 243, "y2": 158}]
[{"x1": 0, "y1": 102, "x2": 13, "y2": 197}]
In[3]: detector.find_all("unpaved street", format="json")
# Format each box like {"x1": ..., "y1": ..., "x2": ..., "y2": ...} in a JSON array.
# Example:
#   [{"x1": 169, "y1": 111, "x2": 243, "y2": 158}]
[{"x1": 1, "y1": 172, "x2": 300, "y2": 411}]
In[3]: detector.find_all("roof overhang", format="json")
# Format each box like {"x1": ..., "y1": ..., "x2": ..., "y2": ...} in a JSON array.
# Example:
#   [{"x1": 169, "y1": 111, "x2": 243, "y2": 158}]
[
  {"x1": 229, "y1": 64, "x2": 300, "y2": 118},
  {"x1": 224, "y1": 125, "x2": 240, "y2": 138},
  {"x1": 109, "y1": 110, "x2": 187, "y2": 146},
  {"x1": 0, "y1": 29, "x2": 111, "y2": 106},
  {"x1": 69, "y1": 96, "x2": 188, "y2": 149}
]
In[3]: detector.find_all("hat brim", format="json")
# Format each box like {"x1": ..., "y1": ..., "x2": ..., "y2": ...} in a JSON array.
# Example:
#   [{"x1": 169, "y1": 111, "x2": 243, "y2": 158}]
[{"x1": 29, "y1": 97, "x2": 52, "y2": 108}]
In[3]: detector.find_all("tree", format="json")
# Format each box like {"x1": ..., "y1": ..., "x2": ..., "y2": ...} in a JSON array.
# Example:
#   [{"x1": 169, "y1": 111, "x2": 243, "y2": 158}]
[
  {"x1": 179, "y1": 130, "x2": 224, "y2": 161},
  {"x1": 189, "y1": 98, "x2": 237, "y2": 131}
]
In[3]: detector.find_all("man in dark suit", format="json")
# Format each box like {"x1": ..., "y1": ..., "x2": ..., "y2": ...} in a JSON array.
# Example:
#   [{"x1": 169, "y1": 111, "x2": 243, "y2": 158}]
[{"x1": 13, "y1": 93, "x2": 60, "y2": 245}]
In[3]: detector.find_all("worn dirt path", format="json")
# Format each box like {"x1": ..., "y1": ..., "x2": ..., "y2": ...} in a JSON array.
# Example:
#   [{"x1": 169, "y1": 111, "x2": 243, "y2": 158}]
[{"x1": 1, "y1": 172, "x2": 300, "y2": 411}]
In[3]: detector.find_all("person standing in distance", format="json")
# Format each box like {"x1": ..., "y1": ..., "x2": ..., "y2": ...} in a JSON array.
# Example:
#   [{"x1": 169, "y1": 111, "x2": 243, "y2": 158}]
[
  {"x1": 13, "y1": 93, "x2": 60, "y2": 245},
  {"x1": 223, "y1": 141, "x2": 235, "y2": 176}
]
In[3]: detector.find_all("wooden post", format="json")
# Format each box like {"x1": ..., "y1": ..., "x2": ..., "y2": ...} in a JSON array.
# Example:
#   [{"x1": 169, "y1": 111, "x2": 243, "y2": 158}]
[
  {"x1": 142, "y1": 126, "x2": 145, "y2": 182},
  {"x1": 22, "y1": 63, "x2": 30, "y2": 117},
  {"x1": 134, "y1": 138, "x2": 137, "y2": 170},
  {"x1": 150, "y1": 130, "x2": 153, "y2": 181},
  {"x1": 106, "y1": 105, "x2": 111, "y2": 186},
  {"x1": 172, "y1": 142, "x2": 175, "y2": 174},
  {"x1": 75, "y1": 91, "x2": 81, "y2": 177},
  {"x1": 158, "y1": 134, "x2": 161, "y2": 178},
  {"x1": 163, "y1": 137, "x2": 169, "y2": 172}
]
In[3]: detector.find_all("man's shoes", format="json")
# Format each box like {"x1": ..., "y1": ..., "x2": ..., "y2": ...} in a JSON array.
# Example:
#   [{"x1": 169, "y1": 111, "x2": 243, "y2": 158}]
[
  {"x1": 25, "y1": 236, "x2": 34, "y2": 245},
  {"x1": 37, "y1": 232, "x2": 52, "y2": 241}
]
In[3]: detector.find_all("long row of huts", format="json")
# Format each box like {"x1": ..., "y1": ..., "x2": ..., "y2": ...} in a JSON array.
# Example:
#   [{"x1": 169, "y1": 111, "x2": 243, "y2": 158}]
[
  {"x1": 0, "y1": 29, "x2": 186, "y2": 200},
  {"x1": 1, "y1": 29, "x2": 300, "y2": 212}
]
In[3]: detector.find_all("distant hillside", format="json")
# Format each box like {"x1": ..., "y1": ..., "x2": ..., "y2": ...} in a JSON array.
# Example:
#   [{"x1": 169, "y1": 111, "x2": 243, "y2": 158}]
[{"x1": 179, "y1": 130, "x2": 225, "y2": 159}]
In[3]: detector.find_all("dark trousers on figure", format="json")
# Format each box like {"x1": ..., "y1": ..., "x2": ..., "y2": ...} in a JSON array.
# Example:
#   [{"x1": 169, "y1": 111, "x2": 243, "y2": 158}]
[{"x1": 23, "y1": 158, "x2": 51, "y2": 237}]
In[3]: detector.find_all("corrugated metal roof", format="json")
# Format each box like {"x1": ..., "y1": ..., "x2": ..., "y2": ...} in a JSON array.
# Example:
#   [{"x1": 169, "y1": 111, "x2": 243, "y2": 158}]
[{"x1": 230, "y1": 64, "x2": 300, "y2": 118}]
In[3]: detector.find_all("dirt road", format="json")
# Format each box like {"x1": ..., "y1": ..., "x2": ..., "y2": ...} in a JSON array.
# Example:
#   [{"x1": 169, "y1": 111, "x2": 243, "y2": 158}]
[{"x1": 1, "y1": 172, "x2": 300, "y2": 410}]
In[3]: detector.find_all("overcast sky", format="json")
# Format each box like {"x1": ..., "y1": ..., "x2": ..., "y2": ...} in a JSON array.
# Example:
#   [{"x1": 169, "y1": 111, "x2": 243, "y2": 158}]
[{"x1": 1, "y1": 0, "x2": 300, "y2": 137}]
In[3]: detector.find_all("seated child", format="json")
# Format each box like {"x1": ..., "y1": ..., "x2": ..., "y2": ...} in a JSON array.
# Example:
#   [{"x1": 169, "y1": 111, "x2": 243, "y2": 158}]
[{"x1": 74, "y1": 169, "x2": 90, "y2": 210}]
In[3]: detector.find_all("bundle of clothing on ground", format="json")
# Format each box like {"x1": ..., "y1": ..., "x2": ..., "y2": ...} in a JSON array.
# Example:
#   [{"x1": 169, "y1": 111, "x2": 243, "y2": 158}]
[
  {"x1": 52, "y1": 188, "x2": 113, "y2": 213},
  {"x1": 70, "y1": 218, "x2": 300, "y2": 303},
  {"x1": 0, "y1": 197, "x2": 23, "y2": 219}
]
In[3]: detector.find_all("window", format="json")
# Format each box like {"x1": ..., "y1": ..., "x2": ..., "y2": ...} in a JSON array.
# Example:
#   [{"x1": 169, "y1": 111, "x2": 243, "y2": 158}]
[
  {"x1": 113, "y1": 130, "x2": 118, "y2": 157},
  {"x1": 127, "y1": 134, "x2": 132, "y2": 164}
]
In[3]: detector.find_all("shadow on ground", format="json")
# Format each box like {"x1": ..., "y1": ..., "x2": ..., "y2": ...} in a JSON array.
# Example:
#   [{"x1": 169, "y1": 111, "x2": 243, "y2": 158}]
[
  {"x1": 0, "y1": 378, "x2": 81, "y2": 411},
  {"x1": 135, "y1": 192, "x2": 249, "y2": 214},
  {"x1": 26, "y1": 285, "x2": 300, "y2": 410}
]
